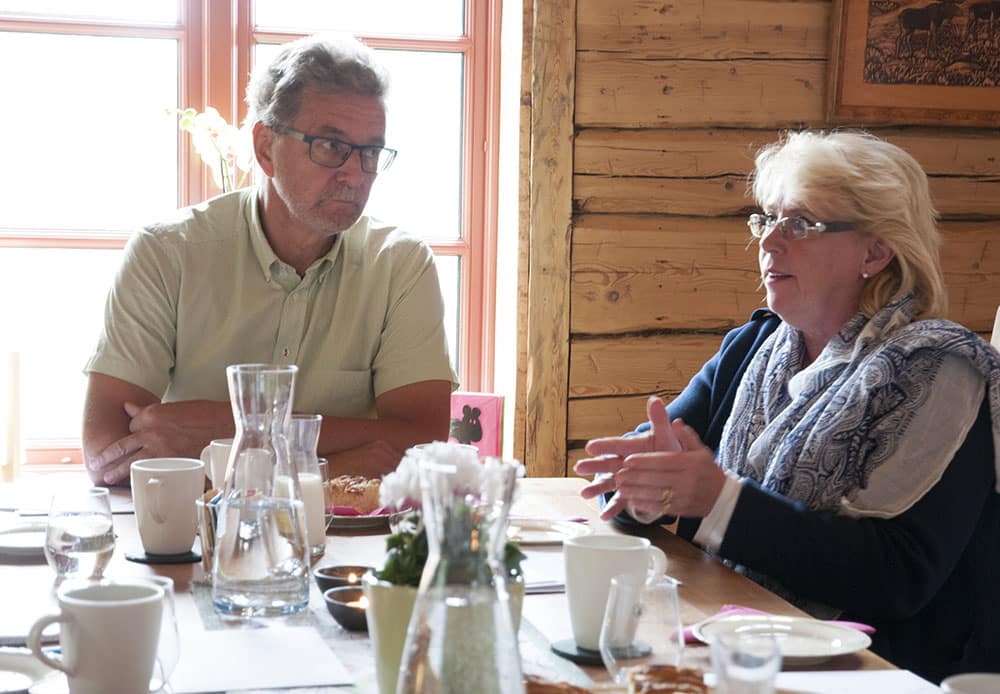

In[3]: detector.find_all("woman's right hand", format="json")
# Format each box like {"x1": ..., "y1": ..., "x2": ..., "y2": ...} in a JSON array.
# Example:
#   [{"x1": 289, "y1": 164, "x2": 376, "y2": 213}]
[
  {"x1": 574, "y1": 395, "x2": 681, "y2": 520},
  {"x1": 576, "y1": 396, "x2": 727, "y2": 522}
]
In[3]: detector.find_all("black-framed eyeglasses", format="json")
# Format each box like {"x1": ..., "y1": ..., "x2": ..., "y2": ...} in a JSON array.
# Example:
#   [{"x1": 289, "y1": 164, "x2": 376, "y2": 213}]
[
  {"x1": 747, "y1": 213, "x2": 855, "y2": 241},
  {"x1": 279, "y1": 127, "x2": 397, "y2": 174}
]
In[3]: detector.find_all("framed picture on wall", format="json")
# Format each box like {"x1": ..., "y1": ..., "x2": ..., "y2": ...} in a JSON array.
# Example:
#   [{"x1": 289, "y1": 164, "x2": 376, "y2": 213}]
[{"x1": 827, "y1": 0, "x2": 1000, "y2": 127}]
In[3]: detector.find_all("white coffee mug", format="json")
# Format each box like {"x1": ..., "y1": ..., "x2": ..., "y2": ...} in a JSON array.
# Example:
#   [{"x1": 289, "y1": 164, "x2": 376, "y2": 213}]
[
  {"x1": 28, "y1": 580, "x2": 164, "y2": 694},
  {"x1": 564, "y1": 534, "x2": 667, "y2": 650},
  {"x1": 131, "y1": 457, "x2": 205, "y2": 555},
  {"x1": 200, "y1": 438, "x2": 233, "y2": 489}
]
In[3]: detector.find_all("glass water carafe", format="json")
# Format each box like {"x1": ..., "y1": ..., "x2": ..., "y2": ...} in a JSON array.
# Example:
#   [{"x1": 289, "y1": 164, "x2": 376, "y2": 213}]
[
  {"x1": 397, "y1": 456, "x2": 524, "y2": 694},
  {"x1": 211, "y1": 363, "x2": 310, "y2": 617}
]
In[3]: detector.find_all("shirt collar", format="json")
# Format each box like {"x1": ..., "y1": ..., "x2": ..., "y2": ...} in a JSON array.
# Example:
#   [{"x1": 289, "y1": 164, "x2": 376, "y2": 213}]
[{"x1": 247, "y1": 191, "x2": 355, "y2": 285}]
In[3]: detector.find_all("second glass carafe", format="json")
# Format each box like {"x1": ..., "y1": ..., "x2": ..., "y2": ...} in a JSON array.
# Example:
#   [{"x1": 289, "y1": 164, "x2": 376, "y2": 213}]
[{"x1": 397, "y1": 455, "x2": 524, "y2": 693}]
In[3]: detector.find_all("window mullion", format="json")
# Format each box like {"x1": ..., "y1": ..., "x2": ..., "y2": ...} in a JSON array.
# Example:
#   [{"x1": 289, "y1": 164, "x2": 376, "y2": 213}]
[
  {"x1": 179, "y1": 0, "x2": 202, "y2": 207},
  {"x1": 461, "y1": 0, "x2": 501, "y2": 393},
  {"x1": 179, "y1": 0, "x2": 246, "y2": 206}
]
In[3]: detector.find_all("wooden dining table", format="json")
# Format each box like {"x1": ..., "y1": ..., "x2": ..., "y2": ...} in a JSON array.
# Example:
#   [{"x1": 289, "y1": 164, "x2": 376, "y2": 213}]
[{"x1": 0, "y1": 474, "x2": 894, "y2": 693}]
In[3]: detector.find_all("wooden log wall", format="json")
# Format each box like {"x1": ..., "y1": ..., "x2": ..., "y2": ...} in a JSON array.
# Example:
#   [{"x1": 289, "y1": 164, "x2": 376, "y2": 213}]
[{"x1": 516, "y1": 0, "x2": 1000, "y2": 477}]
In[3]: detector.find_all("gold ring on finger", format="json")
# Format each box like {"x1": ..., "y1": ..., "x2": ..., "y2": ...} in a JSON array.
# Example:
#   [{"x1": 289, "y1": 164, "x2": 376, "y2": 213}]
[{"x1": 660, "y1": 487, "x2": 674, "y2": 515}]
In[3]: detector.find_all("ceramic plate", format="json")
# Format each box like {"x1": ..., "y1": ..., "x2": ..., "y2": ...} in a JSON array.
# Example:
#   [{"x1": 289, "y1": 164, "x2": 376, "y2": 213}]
[
  {"x1": 325, "y1": 511, "x2": 405, "y2": 532},
  {"x1": 506, "y1": 518, "x2": 592, "y2": 545},
  {"x1": 695, "y1": 615, "x2": 872, "y2": 665},
  {"x1": 0, "y1": 522, "x2": 47, "y2": 559},
  {"x1": 0, "y1": 648, "x2": 57, "y2": 692}
]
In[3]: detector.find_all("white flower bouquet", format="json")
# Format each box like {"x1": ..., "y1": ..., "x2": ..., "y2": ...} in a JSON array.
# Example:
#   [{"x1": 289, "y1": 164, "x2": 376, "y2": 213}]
[{"x1": 373, "y1": 442, "x2": 525, "y2": 587}]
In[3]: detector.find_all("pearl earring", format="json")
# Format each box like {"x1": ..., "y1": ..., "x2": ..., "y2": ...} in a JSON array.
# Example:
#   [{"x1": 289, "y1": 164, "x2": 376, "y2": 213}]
[{"x1": 862, "y1": 272, "x2": 870, "y2": 279}]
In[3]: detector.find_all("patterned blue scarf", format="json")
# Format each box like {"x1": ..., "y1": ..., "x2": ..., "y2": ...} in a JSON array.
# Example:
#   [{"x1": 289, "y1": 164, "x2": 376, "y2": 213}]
[{"x1": 718, "y1": 293, "x2": 1000, "y2": 516}]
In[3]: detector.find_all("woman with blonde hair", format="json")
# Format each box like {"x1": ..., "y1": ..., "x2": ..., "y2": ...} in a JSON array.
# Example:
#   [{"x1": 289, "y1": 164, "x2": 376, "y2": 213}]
[{"x1": 577, "y1": 130, "x2": 1000, "y2": 681}]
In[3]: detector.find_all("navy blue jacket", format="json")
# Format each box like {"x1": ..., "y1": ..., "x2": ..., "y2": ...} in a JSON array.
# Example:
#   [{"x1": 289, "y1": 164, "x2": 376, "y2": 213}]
[{"x1": 617, "y1": 310, "x2": 1000, "y2": 681}]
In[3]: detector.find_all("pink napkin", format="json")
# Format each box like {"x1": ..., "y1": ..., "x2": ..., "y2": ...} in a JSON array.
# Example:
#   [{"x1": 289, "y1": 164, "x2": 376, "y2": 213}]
[
  {"x1": 683, "y1": 604, "x2": 876, "y2": 644},
  {"x1": 326, "y1": 505, "x2": 394, "y2": 517}
]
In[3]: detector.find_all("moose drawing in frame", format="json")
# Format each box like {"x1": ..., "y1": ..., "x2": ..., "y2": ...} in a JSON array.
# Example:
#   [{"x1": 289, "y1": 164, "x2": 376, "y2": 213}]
[{"x1": 828, "y1": 0, "x2": 1000, "y2": 127}]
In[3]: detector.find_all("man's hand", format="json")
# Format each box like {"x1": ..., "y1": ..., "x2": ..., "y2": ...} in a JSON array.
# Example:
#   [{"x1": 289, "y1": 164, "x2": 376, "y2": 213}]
[{"x1": 88, "y1": 400, "x2": 232, "y2": 486}]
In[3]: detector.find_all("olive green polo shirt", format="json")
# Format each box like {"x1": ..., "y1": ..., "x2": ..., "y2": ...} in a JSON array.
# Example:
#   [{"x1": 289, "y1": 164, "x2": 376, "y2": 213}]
[{"x1": 85, "y1": 189, "x2": 457, "y2": 417}]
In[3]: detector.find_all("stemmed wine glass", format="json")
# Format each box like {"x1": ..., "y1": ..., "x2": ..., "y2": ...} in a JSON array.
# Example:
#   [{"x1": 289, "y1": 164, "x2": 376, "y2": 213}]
[{"x1": 599, "y1": 575, "x2": 685, "y2": 684}]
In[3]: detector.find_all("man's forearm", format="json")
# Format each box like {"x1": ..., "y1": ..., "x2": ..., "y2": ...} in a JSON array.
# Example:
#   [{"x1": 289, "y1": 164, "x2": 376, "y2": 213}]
[
  {"x1": 82, "y1": 404, "x2": 134, "y2": 486},
  {"x1": 314, "y1": 379, "x2": 452, "y2": 464},
  {"x1": 82, "y1": 373, "x2": 160, "y2": 486},
  {"x1": 315, "y1": 414, "x2": 449, "y2": 459}
]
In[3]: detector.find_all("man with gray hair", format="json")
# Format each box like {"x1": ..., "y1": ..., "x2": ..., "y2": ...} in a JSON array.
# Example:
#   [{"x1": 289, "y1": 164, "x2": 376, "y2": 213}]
[{"x1": 83, "y1": 34, "x2": 456, "y2": 486}]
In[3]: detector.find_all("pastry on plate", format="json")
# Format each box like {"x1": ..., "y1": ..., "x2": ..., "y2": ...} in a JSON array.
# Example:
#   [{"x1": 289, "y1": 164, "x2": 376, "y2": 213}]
[
  {"x1": 626, "y1": 665, "x2": 707, "y2": 693},
  {"x1": 523, "y1": 674, "x2": 592, "y2": 694},
  {"x1": 323, "y1": 475, "x2": 382, "y2": 514}
]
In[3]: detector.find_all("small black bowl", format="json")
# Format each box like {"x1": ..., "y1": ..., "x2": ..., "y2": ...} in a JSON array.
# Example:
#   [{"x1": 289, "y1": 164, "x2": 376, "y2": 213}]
[
  {"x1": 323, "y1": 586, "x2": 369, "y2": 632},
  {"x1": 313, "y1": 565, "x2": 373, "y2": 593}
]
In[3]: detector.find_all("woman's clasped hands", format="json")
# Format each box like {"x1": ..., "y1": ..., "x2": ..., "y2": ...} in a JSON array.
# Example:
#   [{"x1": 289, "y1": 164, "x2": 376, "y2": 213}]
[{"x1": 575, "y1": 395, "x2": 727, "y2": 523}]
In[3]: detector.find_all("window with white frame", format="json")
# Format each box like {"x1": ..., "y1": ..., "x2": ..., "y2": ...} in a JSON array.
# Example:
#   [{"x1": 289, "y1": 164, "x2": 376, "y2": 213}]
[{"x1": 0, "y1": 0, "x2": 500, "y2": 466}]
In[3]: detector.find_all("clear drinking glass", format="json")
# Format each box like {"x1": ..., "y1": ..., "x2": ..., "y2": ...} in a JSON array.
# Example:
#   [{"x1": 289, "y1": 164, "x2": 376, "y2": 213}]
[
  {"x1": 143, "y1": 575, "x2": 180, "y2": 692},
  {"x1": 599, "y1": 575, "x2": 684, "y2": 684},
  {"x1": 43, "y1": 487, "x2": 115, "y2": 580},
  {"x1": 710, "y1": 632, "x2": 781, "y2": 694},
  {"x1": 286, "y1": 413, "x2": 326, "y2": 559}
]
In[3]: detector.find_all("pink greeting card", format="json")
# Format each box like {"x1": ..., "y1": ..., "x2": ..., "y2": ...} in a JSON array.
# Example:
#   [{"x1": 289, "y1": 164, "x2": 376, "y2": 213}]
[{"x1": 449, "y1": 391, "x2": 504, "y2": 456}]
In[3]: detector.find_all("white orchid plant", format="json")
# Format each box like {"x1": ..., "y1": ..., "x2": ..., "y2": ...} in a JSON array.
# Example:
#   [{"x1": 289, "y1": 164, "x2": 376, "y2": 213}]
[
  {"x1": 374, "y1": 442, "x2": 525, "y2": 587},
  {"x1": 171, "y1": 107, "x2": 253, "y2": 193}
]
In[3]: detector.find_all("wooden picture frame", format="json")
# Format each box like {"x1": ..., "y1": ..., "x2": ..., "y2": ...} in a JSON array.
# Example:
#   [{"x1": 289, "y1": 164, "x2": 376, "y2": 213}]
[{"x1": 827, "y1": 0, "x2": 1000, "y2": 127}]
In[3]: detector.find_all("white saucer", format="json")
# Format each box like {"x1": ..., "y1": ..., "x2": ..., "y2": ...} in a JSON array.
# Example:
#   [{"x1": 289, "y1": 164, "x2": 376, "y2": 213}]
[
  {"x1": 0, "y1": 649, "x2": 57, "y2": 693},
  {"x1": 695, "y1": 614, "x2": 872, "y2": 666},
  {"x1": 0, "y1": 523, "x2": 47, "y2": 559}
]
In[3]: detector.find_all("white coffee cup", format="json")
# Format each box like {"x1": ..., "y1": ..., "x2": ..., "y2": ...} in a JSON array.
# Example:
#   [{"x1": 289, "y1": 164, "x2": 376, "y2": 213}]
[
  {"x1": 564, "y1": 534, "x2": 668, "y2": 650},
  {"x1": 28, "y1": 580, "x2": 164, "y2": 694},
  {"x1": 131, "y1": 457, "x2": 205, "y2": 555},
  {"x1": 200, "y1": 437, "x2": 233, "y2": 489}
]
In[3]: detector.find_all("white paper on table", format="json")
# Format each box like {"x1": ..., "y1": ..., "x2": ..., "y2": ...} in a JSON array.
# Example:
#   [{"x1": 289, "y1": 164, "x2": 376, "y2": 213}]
[
  {"x1": 169, "y1": 626, "x2": 354, "y2": 693},
  {"x1": 522, "y1": 547, "x2": 566, "y2": 593},
  {"x1": 0, "y1": 476, "x2": 133, "y2": 515},
  {"x1": 709, "y1": 669, "x2": 939, "y2": 693}
]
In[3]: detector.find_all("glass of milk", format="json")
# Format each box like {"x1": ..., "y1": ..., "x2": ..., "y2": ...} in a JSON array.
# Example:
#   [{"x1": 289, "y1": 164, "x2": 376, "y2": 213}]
[{"x1": 288, "y1": 413, "x2": 326, "y2": 560}]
